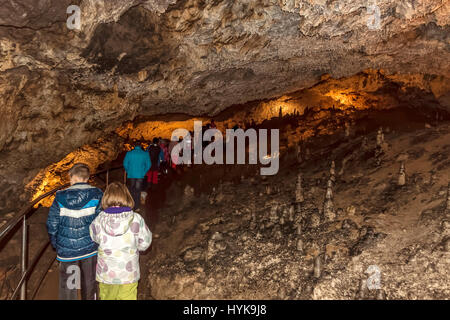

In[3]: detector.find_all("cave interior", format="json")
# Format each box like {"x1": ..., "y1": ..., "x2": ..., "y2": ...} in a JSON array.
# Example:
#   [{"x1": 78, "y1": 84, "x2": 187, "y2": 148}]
[{"x1": 0, "y1": 0, "x2": 449, "y2": 300}]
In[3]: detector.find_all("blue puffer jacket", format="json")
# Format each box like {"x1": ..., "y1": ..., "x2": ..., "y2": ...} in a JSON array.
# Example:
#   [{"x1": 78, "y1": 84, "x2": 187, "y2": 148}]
[
  {"x1": 123, "y1": 146, "x2": 151, "y2": 179},
  {"x1": 46, "y1": 183, "x2": 103, "y2": 262}
]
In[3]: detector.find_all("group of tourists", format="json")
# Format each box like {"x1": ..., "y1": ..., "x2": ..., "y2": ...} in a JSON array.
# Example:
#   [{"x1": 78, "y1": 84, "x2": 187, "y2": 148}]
[
  {"x1": 46, "y1": 163, "x2": 152, "y2": 300},
  {"x1": 123, "y1": 137, "x2": 171, "y2": 213}
]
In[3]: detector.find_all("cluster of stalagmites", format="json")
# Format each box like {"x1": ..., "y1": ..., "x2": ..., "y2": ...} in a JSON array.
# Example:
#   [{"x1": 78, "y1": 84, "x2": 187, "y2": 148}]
[{"x1": 184, "y1": 126, "x2": 450, "y2": 299}]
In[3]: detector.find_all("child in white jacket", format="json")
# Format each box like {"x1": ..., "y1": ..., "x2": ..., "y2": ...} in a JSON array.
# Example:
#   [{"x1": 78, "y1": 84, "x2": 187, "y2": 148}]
[{"x1": 90, "y1": 182, "x2": 152, "y2": 300}]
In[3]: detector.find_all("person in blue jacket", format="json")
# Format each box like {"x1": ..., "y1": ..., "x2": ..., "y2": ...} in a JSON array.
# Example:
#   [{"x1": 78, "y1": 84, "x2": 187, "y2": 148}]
[
  {"x1": 123, "y1": 141, "x2": 151, "y2": 211},
  {"x1": 46, "y1": 163, "x2": 103, "y2": 300}
]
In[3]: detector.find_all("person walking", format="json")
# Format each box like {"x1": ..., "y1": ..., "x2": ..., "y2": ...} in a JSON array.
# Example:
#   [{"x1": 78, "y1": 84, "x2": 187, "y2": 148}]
[
  {"x1": 46, "y1": 163, "x2": 103, "y2": 300},
  {"x1": 123, "y1": 141, "x2": 151, "y2": 212},
  {"x1": 159, "y1": 139, "x2": 170, "y2": 175},
  {"x1": 90, "y1": 182, "x2": 152, "y2": 300},
  {"x1": 146, "y1": 137, "x2": 164, "y2": 188}
]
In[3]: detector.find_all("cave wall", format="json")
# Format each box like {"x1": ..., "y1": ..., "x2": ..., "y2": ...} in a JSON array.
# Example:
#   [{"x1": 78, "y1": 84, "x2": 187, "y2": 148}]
[{"x1": 0, "y1": 0, "x2": 449, "y2": 214}]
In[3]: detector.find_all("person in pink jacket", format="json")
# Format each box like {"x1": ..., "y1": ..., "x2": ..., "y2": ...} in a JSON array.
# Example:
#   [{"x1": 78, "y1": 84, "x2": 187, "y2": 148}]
[{"x1": 90, "y1": 182, "x2": 152, "y2": 300}]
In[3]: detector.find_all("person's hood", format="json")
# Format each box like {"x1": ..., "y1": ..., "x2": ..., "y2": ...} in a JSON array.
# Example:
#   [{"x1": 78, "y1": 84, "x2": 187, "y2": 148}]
[
  {"x1": 56, "y1": 183, "x2": 102, "y2": 210},
  {"x1": 99, "y1": 207, "x2": 134, "y2": 237}
]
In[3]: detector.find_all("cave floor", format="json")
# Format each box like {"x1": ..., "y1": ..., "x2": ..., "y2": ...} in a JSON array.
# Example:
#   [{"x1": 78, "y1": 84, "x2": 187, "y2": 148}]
[{"x1": 139, "y1": 116, "x2": 450, "y2": 299}]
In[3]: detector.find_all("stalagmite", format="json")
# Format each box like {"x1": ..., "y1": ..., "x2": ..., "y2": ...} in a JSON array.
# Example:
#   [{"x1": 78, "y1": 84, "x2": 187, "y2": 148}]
[
  {"x1": 361, "y1": 136, "x2": 369, "y2": 151},
  {"x1": 323, "y1": 179, "x2": 336, "y2": 221},
  {"x1": 313, "y1": 255, "x2": 322, "y2": 278},
  {"x1": 296, "y1": 223, "x2": 302, "y2": 235},
  {"x1": 374, "y1": 128, "x2": 384, "y2": 167},
  {"x1": 206, "y1": 240, "x2": 215, "y2": 262},
  {"x1": 376, "y1": 127, "x2": 384, "y2": 147},
  {"x1": 296, "y1": 239, "x2": 303, "y2": 252},
  {"x1": 398, "y1": 162, "x2": 406, "y2": 186},
  {"x1": 288, "y1": 205, "x2": 295, "y2": 222},
  {"x1": 329, "y1": 161, "x2": 336, "y2": 183},
  {"x1": 250, "y1": 210, "x2": 257, "y2": 230},
  {"x1": 270, "y1": 204, "x2": 279, "y2": 223},
  {"x1": 209, "y1": 187, "x2": 216, "y2": 205},
  {"x1": 345, "y1": 122, "x2": 350, "y2": 137},
  {"x1": 446, "y1": 182, "x2": 450, "y2": 213},
  {"x1": 376, "y1": 289, "x2": 386, "y2": 300},
  {"x1": 305, "y1": 148, "x2": 311, "y2": 161},
  {"x1": 357, "y1": 278, "x2": 367, "y2": 299},
  {"x1": 274, "y1": 227, "x2": 283, "y2": 240},
  {"x1": 183, "y1": 185, "x2": 195, "y2": 207},
  {"x1": 296, "y1": 143, "x2": 302, "y2": 163},
  {"x1": 295, "y1": 172, "x2": 304, "y2": 203},
  {"x1": 309, "y1": 212, "x2": 321, "y2": 228}
]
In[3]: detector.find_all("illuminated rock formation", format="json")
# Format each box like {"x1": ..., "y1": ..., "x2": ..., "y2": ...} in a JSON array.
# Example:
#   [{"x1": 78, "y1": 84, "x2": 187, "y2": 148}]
[{"x1": 0, "y1": 0, "x2": 449, "y2": 214}]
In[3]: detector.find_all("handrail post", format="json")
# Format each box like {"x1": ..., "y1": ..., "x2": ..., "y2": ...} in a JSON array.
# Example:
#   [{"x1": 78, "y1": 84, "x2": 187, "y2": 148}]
[{"x1": 20, "y1": 216, "x2": 27, "y2": 300}]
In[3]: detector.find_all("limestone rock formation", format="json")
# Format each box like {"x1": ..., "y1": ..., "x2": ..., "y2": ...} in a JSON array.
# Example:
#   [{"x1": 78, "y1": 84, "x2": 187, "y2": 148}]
[
  {"x1": 313, "y1": 255, "x2": 322, "y2": 279},
  {"x1": 182, "y1": 185, "x2": 195, "y2": 208},
  {"x1": 376, "y1": 127, "x2": 385, "y2": 147},
  {"x1": 329, "y1": 161, "x2": 336, "y2": 183},
  {"x1": 323, "y1": 179, "x2": 336, "y2": 222},
  {"x1": 374, "y1": 127, "x2": 385, "y2": 166},
  {"x1": 398, "y1": 162, "x2": 406, "y2": 186},
  {"x1": 295, "y1": 172, "x2": 305, "y2": 203},
  {"x1": 142, "y1": 115, "x2": 450, "y2": 301},
  {"x1": 0, "y1": 0, "x2": 449, "y2": 216}
]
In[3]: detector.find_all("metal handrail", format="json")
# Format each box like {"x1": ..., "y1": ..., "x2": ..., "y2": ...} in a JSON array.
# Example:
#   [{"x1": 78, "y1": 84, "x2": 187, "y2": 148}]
[{"x1": 0, "y1": 165, "x2": 125, "y2": 300}]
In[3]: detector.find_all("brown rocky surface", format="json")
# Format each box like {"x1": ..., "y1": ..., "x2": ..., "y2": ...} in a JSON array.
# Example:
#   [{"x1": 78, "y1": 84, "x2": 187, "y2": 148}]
[
  {"x1": 0, "y1": 0, "x2": 449, "y2": 214},
  {"x1": 141, "y1": 108, "x2": 450, "y2": 300},
  {"x1": 1, "y1": 99, "x2": 449, "y2": 299}
]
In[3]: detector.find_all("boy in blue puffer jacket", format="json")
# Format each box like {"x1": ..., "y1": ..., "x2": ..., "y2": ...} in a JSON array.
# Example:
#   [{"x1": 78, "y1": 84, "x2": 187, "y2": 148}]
[{"x1": 46, "y1": 163, "x2": 103, "y2": 300}]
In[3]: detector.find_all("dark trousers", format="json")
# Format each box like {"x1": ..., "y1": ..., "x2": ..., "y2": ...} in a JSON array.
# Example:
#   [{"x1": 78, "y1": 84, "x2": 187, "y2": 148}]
[
  {"x1": 59, "y1": 255, "x2": 97, "y2": 300},
  {"x1": 127, "y1": 178, "x2": 144, "y2": 210}
]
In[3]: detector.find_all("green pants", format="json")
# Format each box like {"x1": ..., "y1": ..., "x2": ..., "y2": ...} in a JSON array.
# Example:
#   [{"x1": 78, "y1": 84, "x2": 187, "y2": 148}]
[{"x1": 99, "y1": 282, "x2": 138, "y2": 300}]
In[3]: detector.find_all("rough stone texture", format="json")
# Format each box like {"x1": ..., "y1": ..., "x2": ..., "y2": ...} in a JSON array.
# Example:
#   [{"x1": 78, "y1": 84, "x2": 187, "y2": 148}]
[
  {"x1": 142, "y1": 109, "x2": 450, "y2": 300},
  {"x1": 0, "y1": 0, "x2": 449, "y2": 214}
]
